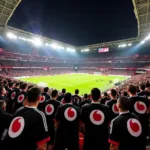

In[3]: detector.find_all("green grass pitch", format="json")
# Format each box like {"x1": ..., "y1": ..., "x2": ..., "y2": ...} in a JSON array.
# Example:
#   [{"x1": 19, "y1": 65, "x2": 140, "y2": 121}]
[{"x1": 20, "y1": 74, "x2": 128, "y2": 95}]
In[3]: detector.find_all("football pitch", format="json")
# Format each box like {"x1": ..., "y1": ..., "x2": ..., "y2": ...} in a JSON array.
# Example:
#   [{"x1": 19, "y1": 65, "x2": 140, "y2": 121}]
[{"x1": 20, "y1": 74, "x2": 129, "y2": 95}]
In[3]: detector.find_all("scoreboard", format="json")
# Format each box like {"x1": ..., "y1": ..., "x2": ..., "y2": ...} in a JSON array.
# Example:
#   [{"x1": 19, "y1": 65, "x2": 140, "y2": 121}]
[{"x1": 98, "y1": 48, "x2": 109, "y2": 53}]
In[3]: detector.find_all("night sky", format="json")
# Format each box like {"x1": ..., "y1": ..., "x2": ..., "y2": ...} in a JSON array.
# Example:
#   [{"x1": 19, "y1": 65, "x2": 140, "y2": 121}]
[{"x1": 8, "y1": 0, "x2": 137, "y2": 46}]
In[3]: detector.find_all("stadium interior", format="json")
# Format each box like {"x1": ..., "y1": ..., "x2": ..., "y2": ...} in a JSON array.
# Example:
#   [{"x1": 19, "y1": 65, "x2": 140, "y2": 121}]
[
  {"x1": 0, "y1": 0, "x2": 150, "y2": 150},
  {"x1": 0, "y1": 0, "x2": 149, "y2": 77}
]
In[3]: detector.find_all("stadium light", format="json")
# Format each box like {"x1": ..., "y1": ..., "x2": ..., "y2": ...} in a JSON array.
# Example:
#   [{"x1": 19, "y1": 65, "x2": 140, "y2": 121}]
[
  {"x1": 22, "y1": 38, "x2": 27, "y2": 41},
  {"x1": 45, "y1": 43, "x2": 49, "y2": 46},
  {"x1": 145, "y1": 35, "x2": 150, "y2": 41},
  {"x1": 32, "y1": 37, "x2": 43, "y2": 47},
  {"x1": 19, "y1": 37, "x2": 33, "y2": 43},
  {"x1": 27, "y1": 39, "x2": 33, "y2": 43},
  {"x1": 66, "y1": 47, "x2": 76, "y2": 52},
  {"x1": 145, "y1": 37, "x2": 149, "y2": 41},
  {"x1": 50, "y1": 43, "x2": 57, "y2": 49},
  {"x1": 58, "y1": 46, "x2": 65, "y2": 50},
  {"x1": 6, "y1": 32, "x2": 17, "y2": 39},
  {"x1": 119, "y1": 43, "x2": 131, "y2": 48},
  {"x1": 140, "y1": 41, "x2": 145, "y2": 45},
  {"x1": 50, "y1": 43, "x2": 65, "y2": 50},
  {"x1": 121, "y1": 44, "x2": 127, "y2": 47},
  {"x1": 140, "y1": 34, "x2": 150, "y2": 45},
  {"x1": 81, "y1": 49, "x2": 89, "y2": 52}
]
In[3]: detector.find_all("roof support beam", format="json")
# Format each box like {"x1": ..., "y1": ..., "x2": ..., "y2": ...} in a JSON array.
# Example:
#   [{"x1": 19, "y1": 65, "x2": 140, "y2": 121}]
[
  {"x1": 137, "y1": 1, "x2": 150, "y2": 9},
  {"x1": 139, "y1": 13, "x2": 150, "y2": 17},
  {"x1": 145, "y1": 0, "x2": 150, "y2": 34}
]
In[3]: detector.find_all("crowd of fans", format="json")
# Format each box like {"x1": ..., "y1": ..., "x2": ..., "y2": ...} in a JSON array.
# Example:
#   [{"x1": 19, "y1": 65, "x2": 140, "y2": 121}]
[
  {"x1": 145, "y1": 65, "x2": 150, "y2": 69},
  {"x1": 0, "y1": 68, "x2": 137, "y2": 77},
  {"x1": 0, "y1": 59, "x2": 150, "y2": 69},
  {"x1": 101, "y1": 70, "x2": 136, "y2": 76},
  {"x1": 0, "y1": 71, "x2": 149, "y2": 150},
  {"x1": 0, "y1": 69, "x2": 74, "y2": 77},
  {"x1": 116, "y1": 73, "x2": 150, "y2": 93}
]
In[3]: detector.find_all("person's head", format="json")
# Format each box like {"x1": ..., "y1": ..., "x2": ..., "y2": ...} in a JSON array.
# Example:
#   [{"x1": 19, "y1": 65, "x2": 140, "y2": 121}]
[
  {"x1": 64, "y1": 93, "x2": 72, "y2": 103},
  {"x1": 104, "y1": 92, "x2": 108, "y2": 97},
  {"x1": 44, "y1": 87, "x2": 49, "y2": 93},
  {"x1": 118, "y1": 91, "x2": 121, "y2": 95},
  {"x1": 127, "y1": 85, "x2": 136, "y2": 96},
  {"x1": 91, "y1": 88, "x2": 101, "y2": 101},
  {"x1": 51, "y1": 89, "x2": 58, "y2": 99},
  {"x1": 123, "y1": 91, "x2": 128, "y2": 97},
  {"x1": 136, "y1": 86, "x2": 140, "y2": 92},
  {"x1": 145, "y1": 83, "x2": 150, "y2": 91},
  {"x1": 0, "y1": 100, "x2": 6, "y2": 111},
  {"x1": 139, "y1": 83, "x2": 145, "y2": 91},
  {"x1": 21, "y1": 83, "x2": 28, "y2": 91},
  {"x1": 84, "y1": 93, "x2": 88, "y2": 100},
  {"x1": 110, "y1": 89, "x2": 117, "y2": 99},
  {"x1": 3, "y1": 80, "x2": 7, "y2": 86},
  {"x1": 27, "y1": 87, "x2": 41, "y2": 106},
  {"x1": 15, "y1": 82, "x2": 20, "y2": 88},
  {"x1": 62, "y1": 88, "x2": 66, "y2": 94},
  {"x1": 117, "y1": 96, "x2": 131, "y2": 112},
  {"x1": 0, "y1": 82, "x2": 3, "y2": 86},
  {"x1": 20, "y1": 82, "x2": 24, "y2": 86},
  {"x1": 0, "y1": 86, "x2": 6, "y2": 95},
  {"x1": 28, "y1": 85, "x2": 34, "y2": 91},
  {"x1": 9, "y1": 82, "x2": 14, "y2": 89},
  {"x1": 75, "y1": 89, "x2": 79, "y2": 95}
]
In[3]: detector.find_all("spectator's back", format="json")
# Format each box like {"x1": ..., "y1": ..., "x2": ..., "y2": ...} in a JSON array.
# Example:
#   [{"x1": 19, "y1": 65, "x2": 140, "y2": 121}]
[{"x1": 55, "y1": 93, "x2": 80, "y2": 150}]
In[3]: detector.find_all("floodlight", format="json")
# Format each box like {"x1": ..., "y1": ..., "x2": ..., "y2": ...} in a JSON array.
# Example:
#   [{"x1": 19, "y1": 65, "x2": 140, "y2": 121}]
[
  {"x1": 81, "y1": 49, "x2": 89, "y2": 52},
  {"x1": 6, "y1": 32, "x2": 17, "y2": 39},
  {"x1": 58, "y1": 46, "x2": 65, "y2": 50},
  {"x1": 45, "y1": 43, "x2": 49, "y2": 46},
  {"x1": 140, "y1": 41, "x2": 145, "y2": 44},
  {"x1": 84, "y1": 49, "x2": 89, "y2": 52},
  {"x1": 122, "y1": 44, "x2": 127, "y2": 47},
  {"x1": 118, "y1": 44, "x2": 127, "y2": 48},
  {"x1": 128, "y1": 43, "x2": 132, "y2": 46},
  {"x1": 145, "y1": 35, "x2": 150, "y2": 41},
  {"x1": 66, "y1": 48, "x2": 76, "y2": 52},
  {"x1": 145, "y1": 37, "x2": 149, "y2": 41},
  {"x1": 28, "y1": 39, "x2": 33, "y2": 43},
  {"x1": 50, "y1": 43, "x2": 58, "y2": 49},
  {"x1": 32, "y1": 37, "x2": 43, "y2": 47},
  {"x1": 22, "y1": 38, "x2": 27, "y2": 41}
]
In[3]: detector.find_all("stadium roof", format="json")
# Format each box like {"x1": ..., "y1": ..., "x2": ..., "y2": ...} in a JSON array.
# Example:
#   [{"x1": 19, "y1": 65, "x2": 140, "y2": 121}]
[
  {"x1": 5, "y1": 26, "x2": 78, "y2": 50},
  {"x1": 133, "y1": 0, "x2": 150, "y2": 39},
  {"x1": 0, "y1": 0, "x2": 148, "y2": 51},
  {"x1": 0, "y1": 0, "x2": 21, "y2": 30}
]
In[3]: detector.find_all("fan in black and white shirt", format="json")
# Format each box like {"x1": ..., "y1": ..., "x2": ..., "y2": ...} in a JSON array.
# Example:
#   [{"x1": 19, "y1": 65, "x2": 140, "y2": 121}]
[
  {"x1": 44, "y1": 89, "x2": 60, "y2": 149},
  {"x1": 55, "y1": 93, "x2": 80, "y2": 150},
  {"x1": 5, "y1": 87, "x2": 50, "y2": 150},
  {"x1": 109, "y1": 96, "x2": 145, "y2": 150}
]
